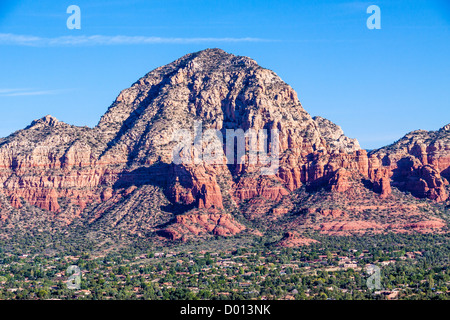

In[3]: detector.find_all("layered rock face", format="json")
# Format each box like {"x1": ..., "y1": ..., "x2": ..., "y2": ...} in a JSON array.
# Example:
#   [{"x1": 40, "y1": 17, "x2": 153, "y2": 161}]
[
  {"x1": 158, "y1": 211, "x2": 246, "y2": 241},
  {"x1": 275, "y1": 231, "x2": 319, "y2": 247},
  {"x1": 0, "y1": 48, "x2": 448, "y2": 240},
  {"x1": 0, "y1": 115, "x2": 106, "y2": 216},
  {"x1": 369, "y1": 125, "x2": 450, "y2": 202},
  {"x1": 313, "y1": 116, "x2": 360, "y2": 153}
]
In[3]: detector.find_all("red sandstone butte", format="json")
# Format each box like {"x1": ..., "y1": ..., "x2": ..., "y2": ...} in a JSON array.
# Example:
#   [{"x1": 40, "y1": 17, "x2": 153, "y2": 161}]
[{"x1": 0, "y1": 48, "x2": 447, "y2": 240}]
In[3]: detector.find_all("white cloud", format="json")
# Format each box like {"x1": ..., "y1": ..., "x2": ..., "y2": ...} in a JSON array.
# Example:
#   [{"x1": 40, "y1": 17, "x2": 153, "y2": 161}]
[
  {"x1": 0, "y1": 88, "x2": 68, "y2": 97},
  {"x1": 0, "y1": 89, "x2": 20, "y2": 94},
  {"x1": 0, "y1": 33, "x2": 273, "y2": 46}
]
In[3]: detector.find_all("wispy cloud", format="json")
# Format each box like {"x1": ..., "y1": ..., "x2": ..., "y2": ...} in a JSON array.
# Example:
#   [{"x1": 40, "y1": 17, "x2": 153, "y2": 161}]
[
  {"x1": 0, "y1": 33, "x2": 274, "y2": 46},
  {"x1": 0, "y1": 88, "x2": 68, "y2": 97},
  {"x1": 0, "y1": 89, "x2": 27, "y2": 94}
]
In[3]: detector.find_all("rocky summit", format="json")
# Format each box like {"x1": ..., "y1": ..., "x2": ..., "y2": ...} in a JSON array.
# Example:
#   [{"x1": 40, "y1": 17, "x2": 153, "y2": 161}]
[{"x1": 0, "y1": 48, "x2": 448, "y2": 246}]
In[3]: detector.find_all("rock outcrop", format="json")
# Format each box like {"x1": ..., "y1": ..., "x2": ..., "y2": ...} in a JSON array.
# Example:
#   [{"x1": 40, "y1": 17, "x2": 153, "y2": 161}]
[
  {"x1": 313, "y1": 116, "x2": 360, "y2": 153},
  {"x1": 369, "y1": 125, "x2": 450, "y2": 202},
  {"x1": 159, "y1": 212, "x2": 246, "y2": 241},
  {"x1": 0, "y1": 48, "x2": 447, "y2": 242},
  {"x1": 276, "y1": 231, "x2": 319, "y2": 247}
]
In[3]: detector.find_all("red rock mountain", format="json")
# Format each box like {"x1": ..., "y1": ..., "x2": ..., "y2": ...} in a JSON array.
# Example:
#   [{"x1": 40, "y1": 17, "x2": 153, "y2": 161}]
[{"x1": 0, "y1": 48, "x2": 448, "y2": 242}]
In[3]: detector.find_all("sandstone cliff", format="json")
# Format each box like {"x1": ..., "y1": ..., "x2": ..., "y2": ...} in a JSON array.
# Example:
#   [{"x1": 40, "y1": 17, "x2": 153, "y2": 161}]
[{"x1": 0, "y1": 48, "x2": 448, "y2": 242}]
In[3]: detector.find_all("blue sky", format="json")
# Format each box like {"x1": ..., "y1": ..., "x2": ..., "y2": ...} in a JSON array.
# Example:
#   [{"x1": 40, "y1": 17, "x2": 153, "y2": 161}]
[{"x1": 0, "y1": 0, "x2": 449, "y2": 149}]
